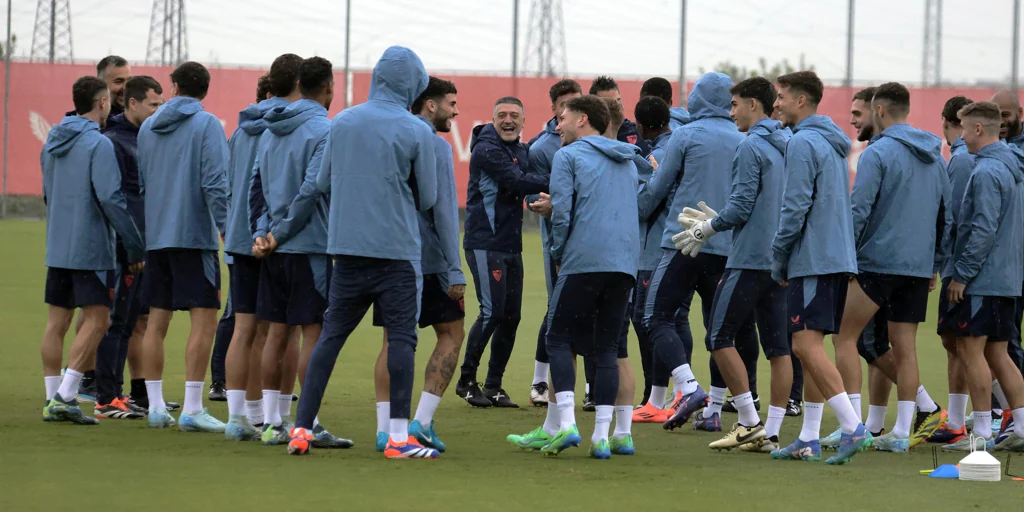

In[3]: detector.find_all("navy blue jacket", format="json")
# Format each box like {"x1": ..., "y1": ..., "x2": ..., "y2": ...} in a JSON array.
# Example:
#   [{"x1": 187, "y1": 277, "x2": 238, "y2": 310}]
[
  {"x1": 619, "y1": 118, "x2": 651, "y2": 157},
  {"x1": 463, "y1": 123, "x2": 548, "y2": 254},
  {"x1": 102, "y1": 113, "x2": 145, "y2": 238}
]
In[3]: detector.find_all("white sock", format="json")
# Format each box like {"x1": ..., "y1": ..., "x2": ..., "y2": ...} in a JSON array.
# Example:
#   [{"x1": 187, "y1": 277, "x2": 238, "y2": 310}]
[
  {"x1": 827, "y1": 392, "x2": 860, "y2": 435},
  {"x1": 183, "y1": 381, "x2": 204, "y2": 415},
  {"x1": 947, "y1": 394, "x2": 969, "y2": 431},
  {"x1": 670, "y1": 364, "x2": 699, "y2": 395},
  {"x1": 865, "y1": 405, "x2": 887, "y2": 433},
  {"x1": 543, "y1": 395, "x2": 561, "y2": 436},
  {"x1": 649, "y1": 386, "x2": 667, "y2": 409},
  {"x1": 278, "y1": 393, "x2": 292, "y2": 422},
  {"x1": 593, "y1": 405, "x2": 613, "y2": 443},
  {"x1": 1013, "y1": 407, "x2": 1024, "y2": 436},
  {"x1": 973, "y1": 410, "x2": 992, "y2": 439},
  {"x1": 706, "y1": 386, "x2": 727, "y2": 416},
  {"x1": 916, "y1": 385, "x2": 938, "y2": 413},
  {"x1": 799, "y1": 402, "x2": 824, "y2": 442},
  {"x1": 993, "y1": 380, "x2": 1010, "y2": 410},
  {"x1": 613, "y1": 405, "x2": 633, "y2": 437},
  {"x1": 57, "y1": 369, "x2": 83, "y2": 402},
  {"x1": 314, "y1": 415, "x2": 320, "y2": 428},
  {"x1": 227, "y1": 390, "x2": 246, "y2": 416},
  {"x1": 390, "y1": 418, "x2": 409, "y2": 443},
  {"x1": 263, "y1": 390, "x2": 281, "y2": 427},
  {"x1": 246, "y1": 399, "x2": 264, "y2": 425},
  {"x1": 556, "y1": 391, "x2": 576, "y2": 431},
  {"x1": 146, "y1": 380, "x2": 165, "y2": 411},
  {"x1": 766, "y1": 405, "x2": 785, "y2": 439},
  {"x1": 376, "y1": 401, "x2": 390, "y2": 434},
  {"x1": 849, "y1": 393, "x2": 862, "y2": 422},
  {"x1": 533, "y1": 362, "x2": 550, "y2": 385},
  {"x1": 734, "y1": 392, "x2": 760, "y2": 427},
  {"x1": 892, "y1": 400, "x2": 915, "y2": 438},
  {"x1": 413, "y1": 392, "x2": 442, "y2": 425},
  {"x1": 44, "y1": 375, "x2": 61, "y2": 401},
  {"x1": 585, "y1": 383, "x2": 590, "y2": 395}
]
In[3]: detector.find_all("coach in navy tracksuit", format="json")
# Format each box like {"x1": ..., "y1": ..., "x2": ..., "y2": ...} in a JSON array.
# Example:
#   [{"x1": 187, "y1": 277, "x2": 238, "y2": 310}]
[
  {"x1": 93, "y1": 76, "x2": 164, "y2": 413},
  {"x1": 459, "y1": 98, "x2": 549, "y2": 408}
]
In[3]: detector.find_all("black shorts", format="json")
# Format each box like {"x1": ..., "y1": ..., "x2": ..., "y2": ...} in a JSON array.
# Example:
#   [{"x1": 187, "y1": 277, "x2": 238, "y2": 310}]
[
  {"x1": 937, "y1": 277, "x2": 956, "y2": 335},
  {"x1": 856, "y1": 308, "x2": 890, "y2": 364},
  {"x1": 949, "y1": 295, "x2": 1018, "y2": 342},
  {"x1": 787, "y1": 274, "x2": 849, "y2": 334},
  {"x1": 547, "y1": 272, "x2": 634, "y2": 358},
  {"x1": 373, "y1": 273, "x2": 465, "y2": 329},
  {"x1": 44, "y1": 267, "x2": 113, "y2": 309},
  {"x1": 256, "y1": 253, "x2": 330, "y2": 326},
  {"x1": 229, "y1": 253, "x2": 261, "y2": 315},
  {"x1": 856, "y1": 271, "x2": 930, "y2": 324},
  {"x1": 708, "y1": 269, "x2": 790, "y2": 358},
  {"x1": 144, "y1": 249, "x2": 221, "y2": 311}
]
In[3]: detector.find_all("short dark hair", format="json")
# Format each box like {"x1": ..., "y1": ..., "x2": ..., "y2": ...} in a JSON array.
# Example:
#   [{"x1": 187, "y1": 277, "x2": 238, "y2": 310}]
[
  {"x1": 494, "y1": 96, "x2": 524, "y2": 110},
  {"x1": 124, "y1": 75, "x2": 163, "y2": 105},
  {"x1": 603, "y1": 97, "x2": 624, "y2": 135},
  {"x1": 97, "y1": 55, "x2": 128, "y2": 77},
  {"x1": 170, "y1": 61, "x2": 211, "y2": 99},
  {"x1": 730, "y1": 76, "x2": 777, "y2": 116},
  {"x1": 268, "y1": 53, "x2": 303, "y2": 98},
  {"x1": 640, "y1": 77, "x2": 674, "y2": 105},
  {"x1": 776, "y1": 71, "x2": 824, "y2": 106},
  {"x1": 256, "y1": 74, "x2": 271, "y2": 103},
  {"x1": 566, "y1": 95, "x2": 610, "y2": 135},
  {"x1": 942, "y1": 95, "x2": 974, "y2": 125},
  {"x1": 852, "y1": 86, "x2": 877, "y2": 103},
  {"x1": 958, "y1": 101, "x2": 1002, "y2": 126},
  {"x1": 548, "y1": 79, "x2": 582, "y2": 104},
  {"x1": 412, "y1": 76, "x2": 458, "y2": 114},
  {"x1": 589, "y1": 75, "x2": 618, "y2": 95},
  {"x1": 73, "y1": 75, "x2": 108, "y2": 115},
  {"x1": 298, "y1": 57, "x2": 334, "y2": 98},
  {"x1": 634, "y1": 96, "x2": 670, "y2": 131},
  {"x1": 872, "y1": 82, "x2": 911, "y2": 117}
]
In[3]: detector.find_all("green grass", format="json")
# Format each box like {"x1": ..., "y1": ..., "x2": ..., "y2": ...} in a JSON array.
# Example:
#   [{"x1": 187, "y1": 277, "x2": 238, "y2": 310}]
[{"x1": 1, "y1": 219, "x2": 1021, "y2": 511}]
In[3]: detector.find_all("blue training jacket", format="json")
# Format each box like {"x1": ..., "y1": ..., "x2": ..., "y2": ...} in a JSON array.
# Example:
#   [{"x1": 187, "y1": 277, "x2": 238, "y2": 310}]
[
  {"x1": 952, "y1": 142, "x2": 1024, "y2": 297},
  {"x1": 138, "y1": 96, "x2": 229, "y2": 251},
  {"x1": 42, "y1": 115, "x2": 144, "y2": 270},
  {"x1": 636, "y1": 72, "x2": 744, "y2": 256},
  {"x1": 280, "y1": 46, "x2": 437, "y2": 261},
  {"x1": 463, "y1": 123, "x2": 548, "y2": 254},
  {"x1": 710, "y1": 118, "x2": 790, "y2": 271},
  {"x1": 669, "y1": 106, "x2": 691, "y2": 130},
  {"x1": 941, "y1": 136, "x2": 977, "y2": 279},
  {"x1": 224, "y1": 96, "x2": 289, "y2": 256},
  {"x1": 771, "y1": 114, "x2": 857, "y2": 281},
  {"x1": 254, "y1": 99, "x2": 331, "y2": 255},
  {"x1": 851, "y1": 123, "x2": 952, "y2": 278},
  {"x1": 526, "y1": 117, "x2": 561, "y2": 253},
  {"x1": 415, "y1": 115, "x2": 466, "y2": 286},
  {"x1": 550, "y1": 135, "x2": 640, "y2": 276},
  {"x1": 637, "y1": 131, "x2": 673, "y2": 271}
]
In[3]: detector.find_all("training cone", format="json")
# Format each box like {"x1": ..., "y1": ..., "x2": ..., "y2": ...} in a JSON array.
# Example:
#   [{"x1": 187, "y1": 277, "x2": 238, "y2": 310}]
[
  {"x1": 958, "y1": 437, "x2": 1001, "y2": 482},
  {"x1": 929, "y1": 464, "x2": 959, "y2": 479}
]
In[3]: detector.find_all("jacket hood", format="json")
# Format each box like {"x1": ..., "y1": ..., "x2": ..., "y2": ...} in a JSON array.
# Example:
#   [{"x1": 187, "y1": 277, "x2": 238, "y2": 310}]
[
  {"x1": 44, "y1": 115, "x2": 98, "y2": 157},
  {"x1": 416, "y1": 114, "x2": 438, "y2": 134},
  {"x1": 983, "y1": 141, "x2": 1024, "y2": 183},
  {"x1": 237, "y1": 96, "x2": 289, "y2": 136},
  {"x1": 368, "y1": 46, "x2": 428, "y2": 109},
  {"x1": 544, "y1": 116, "x2": 559, "y2": 135},
  {"x1": 879, "y1": 123, "x2": 943, "y2": 164},
  {"x1": 951, "y1": 135, "x2": 966, "y2": 153},
  {"x1": 687, "y1": 73, "x2": 733, "y2": 121},
  {"x1": 265, "y1": 99, "x2": 327, "y2": 136},
  {"x1": 471, "y1": 123, "x2": 518, "y2": 151},
  {"x1": 578, "y1": 135, "x2": 636, "y2": 163},
  {"x1": 794, "y1": 114, "x2": 851, "y2": 158},
  {"x1": 670, "y1": 106, "x2": 691, "y2": 126},
  {"x1": 749, "y1": 118, "x2": 789, "y2": 155},
  {"x1": 104, "y1": 112, "x2": 138, "y2": 134},
  {"x1": 149, "y1": 96, "x2": 203, "y2": 134}
]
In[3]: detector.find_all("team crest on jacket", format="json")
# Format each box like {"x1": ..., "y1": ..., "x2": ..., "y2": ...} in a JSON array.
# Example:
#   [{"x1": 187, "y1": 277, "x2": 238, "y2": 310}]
[
  {"x1": 492, "y1": 270, "x2": 503, "y2": 282},
  {"x1": 124, "y1": 274, "x2": 135, "y2": 288},
  {"x1": 627, "y1": 135, "x2": 637, "y2": 144}
]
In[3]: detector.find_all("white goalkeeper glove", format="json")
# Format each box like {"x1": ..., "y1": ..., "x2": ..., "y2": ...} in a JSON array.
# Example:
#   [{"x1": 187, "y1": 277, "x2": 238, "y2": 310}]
[
  {"x1": 677, "y1": 201, "x2": 719, "y2": 243},
  {"x1": 671, "y1": 229, "x2": 704, "y2": 258}
]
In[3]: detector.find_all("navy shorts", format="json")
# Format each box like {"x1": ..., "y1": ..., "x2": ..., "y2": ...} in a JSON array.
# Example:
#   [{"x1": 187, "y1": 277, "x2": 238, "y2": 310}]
[
  {"x1": 936, "y1": 277, "x2": 955, "y2": 335},
  {"x1": 708, "y1": 269, "x2": 790, "y2": 359},
  {"x1": 856, "y1": 271, "x2": 930, "y2": 324},
  {"x1": 373, "y1": 273, "x2": 465, "y2": 329},
  {"x1": 44, "y1": 267, "x2": 113, "y2": 309},
  {"x1": 787, "y1": 274, "x2": 849, "y2": 334},
  {"x1": 257, "y1": 253, "x2": 330, "y2": 326},
  {"x1": 856, "y1": 309, "x2": 890, "y2": 364},
  {"x1": 547, "y1": 272, "x2": 634, "y2": 358},
  {"x1": 144, "y1": 249, "x2": 220, "y2": 311},
  {"x1": 949, "y1": 295, "x2": 1018, "y2": 342},
  {"x1": 616, "y1": 293, "x2": 633, "y2": 359},
  {"x1": 229, "y1": 253, "x2": 261, "y2": 315}
]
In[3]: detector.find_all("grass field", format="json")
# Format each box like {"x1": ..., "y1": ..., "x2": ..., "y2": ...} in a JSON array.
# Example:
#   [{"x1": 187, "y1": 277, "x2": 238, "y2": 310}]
[{"x1": 1, "y1": 219, "x2": 1022, "y2": 511}]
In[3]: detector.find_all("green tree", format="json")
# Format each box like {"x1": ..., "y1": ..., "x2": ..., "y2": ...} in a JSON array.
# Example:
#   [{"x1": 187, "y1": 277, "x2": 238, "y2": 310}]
[
  {"x1": 699, "y1": 54, "x2": 815, "y2": 82},
  {"x1": 0, "y1": 34, "x2": 16, "y2": 59}
]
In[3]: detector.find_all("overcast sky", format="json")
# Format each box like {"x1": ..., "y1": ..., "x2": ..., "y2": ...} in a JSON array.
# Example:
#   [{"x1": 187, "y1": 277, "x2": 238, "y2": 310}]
[{"x1": 2, "y1": 0, "x2": 1020, "y2": 85}]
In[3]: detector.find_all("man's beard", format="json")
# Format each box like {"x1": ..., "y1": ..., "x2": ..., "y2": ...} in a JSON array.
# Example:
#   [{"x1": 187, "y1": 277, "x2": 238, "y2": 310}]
[
  {"x1": 433, "y1": 114, "x2": 450, "y2": 133},
  {"x1": 857, "y1": 124, "x2": 874, "y2": 142}
]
